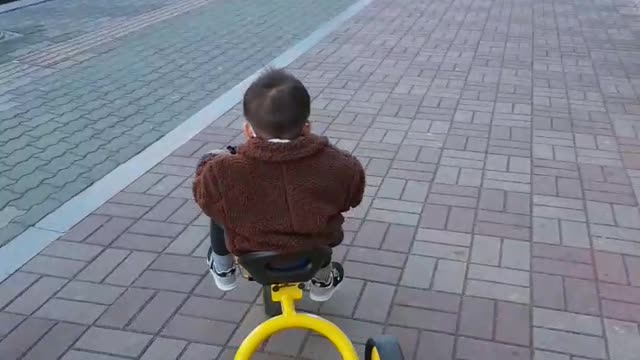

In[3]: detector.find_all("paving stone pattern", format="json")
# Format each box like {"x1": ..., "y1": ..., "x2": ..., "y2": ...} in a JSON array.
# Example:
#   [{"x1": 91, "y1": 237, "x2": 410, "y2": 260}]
[
  {"x1": 2, "y1": 0, "x2": 640, "y2": 358},
  {"x1": 0, "y1": 0, "x2": 173, "y2": 65},
  {"x1": 0, "y1": 0, "x2": 356, "y2": 245}
]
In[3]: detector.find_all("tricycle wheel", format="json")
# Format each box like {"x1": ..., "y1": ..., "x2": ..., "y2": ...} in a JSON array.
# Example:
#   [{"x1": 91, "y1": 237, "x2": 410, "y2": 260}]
[
  {"x1": 365, "y1": 335, "x2": 404, "y2": 360},
  {"x1": 262, "y1": 285, "x2": 282, "y2": 317}
]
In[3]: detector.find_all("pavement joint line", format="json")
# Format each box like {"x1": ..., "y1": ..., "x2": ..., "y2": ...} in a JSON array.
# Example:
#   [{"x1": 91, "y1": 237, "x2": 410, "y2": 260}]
[
  {"x1": 0, "y1": 0, "x2": 372, "y2": 284},
  {"x1": 0, "y1": 0, "x2": 50, "y2": 14}
]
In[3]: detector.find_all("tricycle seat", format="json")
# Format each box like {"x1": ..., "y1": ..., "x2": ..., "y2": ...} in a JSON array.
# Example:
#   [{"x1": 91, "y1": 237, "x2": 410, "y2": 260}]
[{"x1": 237, "y1": 246, "x2": 332, "y2": 286}]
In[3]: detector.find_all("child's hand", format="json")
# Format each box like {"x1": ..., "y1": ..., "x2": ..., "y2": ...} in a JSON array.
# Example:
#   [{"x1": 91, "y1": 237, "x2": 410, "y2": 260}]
[
  {"x1": 204, "y1": 149, "x2": 230, "y2": 156},
  {"x1": 196, "y1": 146, "x2": 237, "y2": 171}
]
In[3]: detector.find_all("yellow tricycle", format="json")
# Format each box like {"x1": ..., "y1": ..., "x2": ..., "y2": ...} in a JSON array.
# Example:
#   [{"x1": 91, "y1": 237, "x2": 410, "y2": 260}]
[{"x1": 234, "y1": 246, "x2": 404, "y2": 360}]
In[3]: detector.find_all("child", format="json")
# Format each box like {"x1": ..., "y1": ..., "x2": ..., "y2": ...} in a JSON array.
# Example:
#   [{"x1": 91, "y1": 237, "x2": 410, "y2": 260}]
[{"x1": 193, "y1": 68, "x2": 365, "y2": 301}]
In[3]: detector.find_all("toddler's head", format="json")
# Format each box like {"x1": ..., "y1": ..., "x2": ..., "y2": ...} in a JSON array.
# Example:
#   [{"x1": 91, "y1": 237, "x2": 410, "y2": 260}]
[{"x1": 243, "y1": 68, "x2": 311, "y2": 140}]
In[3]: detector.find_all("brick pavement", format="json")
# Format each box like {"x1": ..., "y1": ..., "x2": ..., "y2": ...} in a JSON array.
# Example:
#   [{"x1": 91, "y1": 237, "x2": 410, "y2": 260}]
[
  {"x1": 2, "y1": 0, "x2": 640, "y2": 358},
  {"x1": 0, "y1": 0, "x2": 355, "y2": 245}
]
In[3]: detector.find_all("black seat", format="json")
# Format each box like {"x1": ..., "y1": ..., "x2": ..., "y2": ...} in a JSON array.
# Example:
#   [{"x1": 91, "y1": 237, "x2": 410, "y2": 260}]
[{"x1": 237, "y1": 247, "x2": 332, "y2": 286}]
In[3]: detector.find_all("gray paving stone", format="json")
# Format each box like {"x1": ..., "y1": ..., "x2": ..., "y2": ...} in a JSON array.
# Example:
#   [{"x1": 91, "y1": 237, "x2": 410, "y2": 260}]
[
  {"x1": 34, "y1": 298, "x2": 107, "y2": 324},
  {"x1": 432, "y1": 259, "x2": 467, "y2": 294},
  {"x1": 75, "y1": 327, "x2": 153, "y2": 357},
  {"x1": 162, "y1": 315, "x2": 235, "y2": 345},
  {"x1": 388, "y1": 305, "x2": 457, "y2": 332},
  {"x1": 113, "y1": 233, "x2": 173, "y2": 252},
  {"x1": 5, "y1": 276, "x2": 68, "y2": 315},
  {"x1": 104, "y1": 251, "x2": 157, "y2": 286},
  {"x1": 466, "y1": 279, "x2": 530, "y2": 304},
  {"x1": 533, "y1": 328, "x2": 607, "y2": 359},
  {"x1": 354, "y1": 282, "x2": 395, "y2": 322},
  {"x1": 21, "y1": 255, "x2": 86, "y2": 278},
  {"x1": 179, "y1": 343, "x2": 221, "y2": 360},
  {"x1": 76, "y1": 248, "x2": 130, "y2": 282},
  {"x1": 128, "y1": 291, "x2": 187, "y2": 333},
  {"x1": 502, "y1": 239, "x2": 531, "y2": 270},
  {"x1": 605, "y1": 318, "x2": 640, "y2": 360},
  {"x1": 346, "y1": 247, "x2": 406, "y2": 268},
  {"x1": 400, "y1": 255, "x2": 436, "y2": 289},
  {"x1": 565, "y1": 278, "x2": 600, "y2": 315},
  {"x1": 0, "y1": 318, "x2": 56, "y2": 360},
  {"x1": 460, "y1": 297, "x2": 494, "y2": 339},
  {"x1": 0, "y1": 312, "x2": 24, "y2": 338},
  {"x1": 41, "y1": 240, "x2": 103, "y2": 261},
  {"x1": 412, "y1": 241, "x2": 469, "y2": 262},
  {"x1": 468, "y1": 264, "x2": 530, "y2": 287},
  {"x1": 533, "y1": 350, "x2": 570, "y2": 360},
  {"x1": 457, "y1": 337, "x2": 530, "y2": 360},
  {"x1": 57, "y1": 281, "x2": 125, "y2": 305},
  {"x1": 0, "y1": 272, "x2": 39, "y2": 310},
  {"x1": 496, "y1": 302, "x2": 530, "y2": 346},
  {"x1": 382, "y1": 224, "x2": 415, "y2": 253},
  {"x1": 97, "y1": 288, "x2": 155, "y2": 328},
  {"x1": 140, "y1": 338, "x2": 186, "y2": 360},
  {"x1": 533, "y1": 308, "x2": 602, "y2": 336}
]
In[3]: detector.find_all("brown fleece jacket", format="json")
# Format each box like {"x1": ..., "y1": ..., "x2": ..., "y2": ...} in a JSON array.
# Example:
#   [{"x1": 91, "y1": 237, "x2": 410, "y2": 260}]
[{"x1": 193, "y1": 134, "x2": 365, "y2": 255}]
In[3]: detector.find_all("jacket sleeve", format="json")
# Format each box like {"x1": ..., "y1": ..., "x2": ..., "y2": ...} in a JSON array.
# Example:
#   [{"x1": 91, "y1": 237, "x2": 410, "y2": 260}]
[
  {"x1": 193, "y1": 160, "x2": 226, "y2": 224},
  {"x1": 348, "y1": 157, "x2": 366, "y2": 209}
]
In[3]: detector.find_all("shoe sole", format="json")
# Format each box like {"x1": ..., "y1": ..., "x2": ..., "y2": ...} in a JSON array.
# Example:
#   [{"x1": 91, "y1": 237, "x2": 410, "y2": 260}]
[
  {"x1": 206, "y1": 258, "x2": 237, "y2": 292},
  {"x1": 208, "y1": 267, "x2": 238, "y2": 291},
  {"x1": 309, "y1": 282, "x2": 341, "y2": 302}
]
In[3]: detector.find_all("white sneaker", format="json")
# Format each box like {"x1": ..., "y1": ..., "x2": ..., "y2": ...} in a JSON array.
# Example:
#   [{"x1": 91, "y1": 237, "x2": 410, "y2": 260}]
[
  {"x1": 309, "y1": 262, "x2": 344, "y2": 302},
  {"x1": 206, "y1": 248, "x2": 238, "y2": 291}
]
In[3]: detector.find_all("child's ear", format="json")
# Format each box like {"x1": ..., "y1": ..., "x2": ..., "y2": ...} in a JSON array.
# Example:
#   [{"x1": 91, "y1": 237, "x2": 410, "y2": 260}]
[
  {"x1": 303, "y1": 122, "x2": 311, "y2": 135},
  {"x1": 243, "y1": 122, "x2": 253, "y2": 139}
]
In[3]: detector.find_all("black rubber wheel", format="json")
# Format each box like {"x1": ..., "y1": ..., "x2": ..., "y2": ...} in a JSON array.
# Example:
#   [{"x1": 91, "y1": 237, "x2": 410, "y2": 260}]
[
  {"x1": 262, "y1": 285, "x2": 282, "y2": 317},
  {"x1": 365, "y1": 335, "x2": 404, "y2": 360}
]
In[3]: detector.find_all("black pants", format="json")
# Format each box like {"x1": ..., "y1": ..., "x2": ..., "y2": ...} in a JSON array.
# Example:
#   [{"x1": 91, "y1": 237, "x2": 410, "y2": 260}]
[{"x1": 210, "y1": 219, "x2": 230, "y2": 256}]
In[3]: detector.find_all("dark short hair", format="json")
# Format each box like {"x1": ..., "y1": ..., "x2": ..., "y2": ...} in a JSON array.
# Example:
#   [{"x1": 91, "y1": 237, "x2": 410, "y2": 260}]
[{"x1": 243, "y1": 68, "x2": 310, "y2": 139}]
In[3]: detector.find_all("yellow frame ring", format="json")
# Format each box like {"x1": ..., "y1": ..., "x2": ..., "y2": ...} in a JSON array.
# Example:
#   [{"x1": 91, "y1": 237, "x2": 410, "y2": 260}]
[
  {"x1": 235, "y1": 313, "x2": 359, "y2": 360},
  {"x1": 235, "y1": 285, "x2": 359, "y2": 360}
]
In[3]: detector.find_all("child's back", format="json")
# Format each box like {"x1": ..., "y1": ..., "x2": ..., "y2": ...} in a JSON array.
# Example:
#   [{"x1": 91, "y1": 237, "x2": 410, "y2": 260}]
[
  {"x1": 193, "y1": 68, "x2": 364, "y2": 300},
  {"x1": 194, "y1": 133, "x2": 364, "y2": 254}
]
